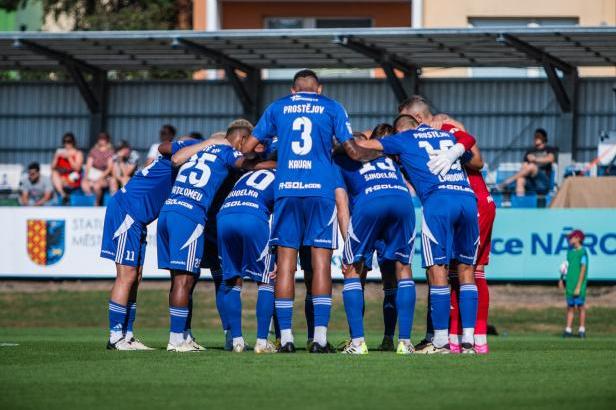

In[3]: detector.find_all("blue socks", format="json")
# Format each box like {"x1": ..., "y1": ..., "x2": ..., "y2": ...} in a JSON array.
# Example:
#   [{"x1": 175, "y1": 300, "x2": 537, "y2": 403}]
[
  {"x1": 430, "y1": 285, "x2": 451, "y2": 347},
  {"x1": 169, "y1": 306, "x2": 189, "y2": 345},
  {"x1": 383, "y1": 287, "x2": 397, "y2": 337},
  {"x1": 460, "y1": 283, "x2": 479, "y2": 341},
  {"x1": 313, "y1": 295, "x2": 332, "y2": 328},
  {"x1": 212, "y1": 271, "x2": 228, "y2": 332},
  {"x1": 397, "y1": 279, "x2": 416, "y2": 341},
  {"x1": 108, "y1": 300, "x2": 126, "y2": 343},
  {"x1": 313, "y1": 295, "x2": 332, "y2": 346},
  {"x1": 224, "y1": 285, "x2": 243, "y2": 339},
  {"x1": 256, "y1": 284, "x2": 275, "y2": 340},
  {"x1": 343, "y1": 278, "x2": 364, "y2": 339},
  {"x1": 275, "y1": 298, "x2": 294, "y2": 345},
  {"x1": 123, "y1": 302, "x2": 137, "y2": 339},
  {"x1": 304, "y1": 293, "x2": 314, "y2": 340}
]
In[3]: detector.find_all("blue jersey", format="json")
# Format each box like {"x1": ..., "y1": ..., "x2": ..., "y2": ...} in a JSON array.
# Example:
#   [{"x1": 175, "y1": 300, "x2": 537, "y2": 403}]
[
  {"x1": 113, "y1": 140, "x2": 198, "y2": 225},
  {"x1": 218, "y1": 169, "x2": 276, "y2": 221},
  {"x1": 334, "y1": 154, "x2": 409, "y2": 208},
  {"x1": 379, "y1": 124, "x2": 474, "y2": 202},
  {"x1": 253, "y1": 91, "x2": 353, "y2": 199},
  {"x1": 160, "y1": 144, "x2": 243, "y2": 224}
]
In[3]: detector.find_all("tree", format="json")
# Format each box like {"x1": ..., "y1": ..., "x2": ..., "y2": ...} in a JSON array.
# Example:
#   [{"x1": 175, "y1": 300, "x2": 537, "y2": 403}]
[
  {"x1": 0, "y1": 1, "x2": 195, "y2": 79},
  {"x1": 0, "y1": 1, "x2": 193, "y2": 31}
]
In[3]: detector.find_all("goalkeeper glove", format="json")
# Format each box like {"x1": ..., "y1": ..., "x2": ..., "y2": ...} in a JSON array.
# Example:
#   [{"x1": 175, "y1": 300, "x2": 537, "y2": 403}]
[{"x1": 428, "y1": 143, "x2": 465, "y2": 176}]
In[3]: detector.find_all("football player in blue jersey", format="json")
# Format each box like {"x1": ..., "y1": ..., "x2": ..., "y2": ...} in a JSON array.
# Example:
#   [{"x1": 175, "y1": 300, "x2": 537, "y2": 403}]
[
  {"x1": 298, "y1": 164, "x2": 350, "y2": 350},
  {"x1": 201, "y1": 138, "x2": 245, "y2": 351},
  {"x1": 242, "y1": 70, "x2": 381, "y2": 353},
  {"x1": 357, "y1": 113, "x2": 479, "y2": 354},
  {"x1": 217, "y1": 166, "x2": 277, "y2": 353},
  {"x1": 101, "y1": 134, "x2": 203, "y2": 350},
  {"x1": 334, "y1": 131, "x2": 416, "y2": 354},
  {"x1": 159, "y1": 120, "x2": 274, "y2": 352}
]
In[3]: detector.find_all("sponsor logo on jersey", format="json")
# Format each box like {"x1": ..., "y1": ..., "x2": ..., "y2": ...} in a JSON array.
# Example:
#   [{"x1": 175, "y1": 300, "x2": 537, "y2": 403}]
[
  {"x1": 290, "y1": 94, "x2": 320, "y2": 102},
  {"x1": 278, "y1": 181, "x2": 321, "y2": 190},
  {"x1": 364, "y1": 184, "x2": 408, "y2": 195},
  {"x1": 27, "y1": 219, "x2": 65, "y2": 266}
]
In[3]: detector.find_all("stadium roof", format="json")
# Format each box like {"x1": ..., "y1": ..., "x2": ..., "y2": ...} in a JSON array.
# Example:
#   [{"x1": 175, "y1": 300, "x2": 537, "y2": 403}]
[
  {"x1": 1, "y1": 26, "x2": 613, "y2": 141},
  {"x1": 1, "y1": 26, "x2": 615, "y2": 71}
]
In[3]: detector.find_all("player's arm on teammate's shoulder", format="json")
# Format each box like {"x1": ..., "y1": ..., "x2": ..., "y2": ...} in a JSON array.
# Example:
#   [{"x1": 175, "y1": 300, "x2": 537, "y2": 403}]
[
  {"x1": 342, "y1": 138, "x2": 384, "y2": 162},
  {"x1": 234, "y1": 155, "x2": 276, "y2": 171},
  {"x1": 170, "y1": 137, "x2": 227, "y2": 167}
]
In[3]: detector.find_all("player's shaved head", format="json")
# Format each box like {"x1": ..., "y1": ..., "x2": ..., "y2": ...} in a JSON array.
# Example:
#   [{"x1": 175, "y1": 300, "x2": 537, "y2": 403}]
[
  {"x1": 398, "y1": 95, "x2": 432, "y2": 122},
  {"x1": 353, "y1": 131, "x2": 368, "y2": 141},
  {"x1": 292, "y1": 69, "x2": 322, "y2": 93},
  {"x1": 393, "y1": 114, "x2": 419, "y2": 132}
]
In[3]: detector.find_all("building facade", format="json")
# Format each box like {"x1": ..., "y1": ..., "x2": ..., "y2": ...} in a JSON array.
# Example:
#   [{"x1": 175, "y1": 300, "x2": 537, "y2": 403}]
[{"x1": 193, "y1": 0, "x2": 616, "y2": 76}]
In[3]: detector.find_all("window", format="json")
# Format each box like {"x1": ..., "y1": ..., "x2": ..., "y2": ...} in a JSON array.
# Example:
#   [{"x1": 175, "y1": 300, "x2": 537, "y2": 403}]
[{"x1": 266, "y1": 17, "x2": 373, "y2": 29}]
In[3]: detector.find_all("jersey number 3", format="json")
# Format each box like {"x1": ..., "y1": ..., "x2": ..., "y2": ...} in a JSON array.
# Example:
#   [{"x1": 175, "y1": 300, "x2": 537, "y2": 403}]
[{"x1": 291, "y1": 117, "x2": 312, "y2": 156}]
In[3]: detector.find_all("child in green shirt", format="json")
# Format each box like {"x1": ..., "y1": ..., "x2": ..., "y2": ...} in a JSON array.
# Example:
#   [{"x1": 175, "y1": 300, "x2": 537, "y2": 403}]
[{"x1": 558, "y1": 230, "x2": 588, "y2": 338}]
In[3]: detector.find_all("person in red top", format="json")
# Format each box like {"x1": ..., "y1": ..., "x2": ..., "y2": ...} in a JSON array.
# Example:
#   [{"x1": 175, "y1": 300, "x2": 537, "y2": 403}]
[
  {"x1": 51, "y1": 132, "x2": 84, "y2": 205},
  {"x1": 398, "y1": 95, "x2": 495, "y2": 354}
]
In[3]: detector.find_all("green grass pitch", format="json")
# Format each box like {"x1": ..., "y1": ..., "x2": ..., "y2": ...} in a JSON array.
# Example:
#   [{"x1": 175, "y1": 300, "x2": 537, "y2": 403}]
[{"x1": 1, "y1": 284, "x2": 615, "y2": 410}]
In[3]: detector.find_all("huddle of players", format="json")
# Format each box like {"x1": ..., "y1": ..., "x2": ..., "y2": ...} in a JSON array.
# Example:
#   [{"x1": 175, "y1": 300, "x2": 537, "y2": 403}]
[{"x1": 100, "y1": 69, "x2": 495, "y2": 355}]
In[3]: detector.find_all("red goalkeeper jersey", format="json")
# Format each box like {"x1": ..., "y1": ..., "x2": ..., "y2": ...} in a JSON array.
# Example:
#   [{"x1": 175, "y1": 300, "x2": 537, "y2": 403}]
[{"x1": 440, "y1": 123, "x2": 490, "y2": 202}]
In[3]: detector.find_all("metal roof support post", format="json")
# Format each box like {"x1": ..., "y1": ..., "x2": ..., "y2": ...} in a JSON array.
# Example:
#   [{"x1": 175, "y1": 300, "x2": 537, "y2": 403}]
[
  {"x1": 87, "y1": 70, "x2": 109, "y2": 147},
  {"x1": 14, "y1": 39, "x2": 107, "y2": 145},
  {"x1": 334, "y1": 36, "x2": 420, "y2": 103},
  {"x1": 382, "y1": 62, "x2": 408, "y2": 103},
  {"x1": 224, "y1": 67, "x2": 260, "y2": 123},
  {"x1": 175, "y1": 38, "x2": 259, "y2": 121},
  {"x1": 554, "y1": 69, "x2": 579, "y2": 176}
]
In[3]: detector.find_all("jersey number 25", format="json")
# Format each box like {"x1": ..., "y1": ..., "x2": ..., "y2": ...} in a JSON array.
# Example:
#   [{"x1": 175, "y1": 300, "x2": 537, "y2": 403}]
[{"x1": 176, "y1": 153, "x2": 217, "y2": 188}]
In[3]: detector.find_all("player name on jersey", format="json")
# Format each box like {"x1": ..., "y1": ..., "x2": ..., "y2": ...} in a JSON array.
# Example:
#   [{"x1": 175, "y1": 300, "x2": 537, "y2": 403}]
[
  {"x1": 171, "y1": 186, "x2": 204, "y2": 201},
  {"x1": 288, "y1": 160, "x2": 312, "y2": 169},
  {"x1": 283, "y1": 104, "x2": 325, "y2": 115}
]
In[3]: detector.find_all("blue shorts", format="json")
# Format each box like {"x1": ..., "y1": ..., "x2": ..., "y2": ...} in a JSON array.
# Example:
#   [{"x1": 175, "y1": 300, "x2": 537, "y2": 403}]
[
  {"x1": 217, "y1": 213, "x2": 275, "y2": 283},
  {"x1": 271, "y1": 196, "x2": 338, "y2": 250},
  {"x1": 421, "y1": 193, "x2": 479, "y2": 268},
  {"x1": 363, "y1": 241, "x2": 387, "y2": 271},
  {"x1": 157, "y1": 211, "x2": 204, "y2": 274},
  {"x1": 343, "y1": 195, "x2": 415, "y2": 265},
  {"x1": 566, "y1": 295, "x2": 585, "y2": 307},
  {"x1": 100, "y1": 197, "x2": 147, "y2": 267}
]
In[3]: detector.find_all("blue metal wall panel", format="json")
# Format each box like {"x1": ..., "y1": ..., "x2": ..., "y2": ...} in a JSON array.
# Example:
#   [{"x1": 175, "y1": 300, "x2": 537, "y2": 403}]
[{"x1": 0, "y1": 78, "x2": 613, "y2": 166}]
